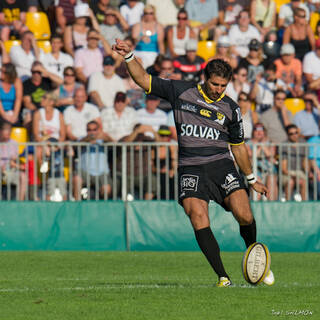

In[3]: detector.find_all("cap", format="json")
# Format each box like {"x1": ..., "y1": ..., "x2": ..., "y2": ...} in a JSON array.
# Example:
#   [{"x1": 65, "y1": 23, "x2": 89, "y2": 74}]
[
  {"x1": 146, "y1": 94, "x2": 160, "y2": 100},
  {"x1": 103, "y1": 55, "x2": 115, "y2": 65},
  {"x1": 114, "y1": 91, "x2": 126, "y2": 102},
  {"x1": 74, "y1": 4, "x2": 90, "y2": 18},
  {"x1": 280, "y1": 43, "x2": 295, "y2": 55},
  {"x1": 249, "y1": 39, "x2": 261, "y2": 50},
  {"x1": 185, "y1": 39, "x2": 198, "y2": 52},
  {"x1": 158, "y1": 125, "x2": 171, "y2": 136},
  {"x1": 217, "y1": 35, "x2": 230, "y2": 47},
  {"x1": 315, "y1": 38, "x2": 320, "y2": 48}
]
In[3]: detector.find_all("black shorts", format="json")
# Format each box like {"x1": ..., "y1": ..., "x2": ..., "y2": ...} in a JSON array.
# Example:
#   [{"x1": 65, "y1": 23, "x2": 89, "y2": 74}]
[{"x1": 178, "y1": 159, "x2": 247, "y2": 211}]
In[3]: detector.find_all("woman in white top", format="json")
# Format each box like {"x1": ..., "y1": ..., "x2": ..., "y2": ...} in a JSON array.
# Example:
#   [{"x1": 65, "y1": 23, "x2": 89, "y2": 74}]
[
  {"x1": 167, "y1": 8, "x2": 196, "y2": 58},
  {"x1": 238, "y1": 91, "x2": 258, "y2": 141},
  {"x1": 33, "y1": 92, "x2": 66, "y2": 142}
]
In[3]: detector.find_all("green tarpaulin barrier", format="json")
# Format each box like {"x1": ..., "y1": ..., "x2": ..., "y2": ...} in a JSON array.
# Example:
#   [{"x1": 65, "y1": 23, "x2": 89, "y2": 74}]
[{"x1": 0, "y1": 201, "x2": 319, "y2": 251}]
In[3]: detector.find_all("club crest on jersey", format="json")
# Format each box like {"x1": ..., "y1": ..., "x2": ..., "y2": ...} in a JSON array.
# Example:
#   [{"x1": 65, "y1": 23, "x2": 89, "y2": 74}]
[
  {"x1": 200, "y1": 109, "x2": 212, "y2": 117},
  {"x1": 180, "y1": 124, "x2": 220, "y2": 140},
  {"x1": 214, "y1": 112, "x2": 225, "y2": 125}
]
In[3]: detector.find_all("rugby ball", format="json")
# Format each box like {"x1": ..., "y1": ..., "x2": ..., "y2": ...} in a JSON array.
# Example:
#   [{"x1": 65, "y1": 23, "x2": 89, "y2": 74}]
[{"x1": 242, "y1": 242, "x2": 271, "y2": 285}]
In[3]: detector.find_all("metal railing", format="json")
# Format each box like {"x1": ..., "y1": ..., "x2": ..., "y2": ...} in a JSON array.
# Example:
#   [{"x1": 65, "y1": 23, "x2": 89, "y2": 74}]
[{"x1": 1, "y1": 141, "x2": 319, "y2": 201}]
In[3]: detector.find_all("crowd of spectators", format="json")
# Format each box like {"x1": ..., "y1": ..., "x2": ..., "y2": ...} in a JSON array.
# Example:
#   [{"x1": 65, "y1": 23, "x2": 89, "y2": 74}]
[{"x1": 1, "y1": 0, "x2": 320, "y2": 201}]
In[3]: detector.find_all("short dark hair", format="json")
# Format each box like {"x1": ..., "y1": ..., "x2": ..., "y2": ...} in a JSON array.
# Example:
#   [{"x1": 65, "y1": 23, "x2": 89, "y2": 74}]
[
  {"x1": 204, "y1": 59, "x2": 233, "y2": 81},
  {"x1": 285, "y1": 124, "x2": 298, "y2": 133},
  {"x1": 51, "y1": 33, "x2": 63, "y2": 41},
  {"x1": 265, "y1": 62, "x2": 277, "y2": 72},
  {"x1": 87, "y1": 120, "x2": 99, "y2": 129},
  {"x1": 274, "y1": 89, "x2": 287, "y2": 97},
  {"x1": 177, "y1": 8, "x2": 188, "y2": 18}
]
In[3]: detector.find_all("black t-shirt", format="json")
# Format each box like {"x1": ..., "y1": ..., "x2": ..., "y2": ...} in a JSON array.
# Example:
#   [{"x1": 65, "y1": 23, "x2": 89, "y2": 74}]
[
  {"x1": 173, "y1": 55, "x2": 206, "y2": 83},
  {"x1": 23, "y1": 78, "x2": 52, "y2": 109},
  {"x1": 149, "y1": 77, "x2": 244, "y2": 166},
  {"x1": 0, "y1": 0, "x2": 27, "y2": 22}
]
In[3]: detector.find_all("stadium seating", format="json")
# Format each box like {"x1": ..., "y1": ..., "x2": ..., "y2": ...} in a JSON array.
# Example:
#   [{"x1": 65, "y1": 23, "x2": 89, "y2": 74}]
[
  {"x1": 284, "y1": 98, "x2": 305, "y2": 115},
  {"x1": 189, "y1": 21, "x2": 209, "y2": 41},
  {"x1": 197, "y1": 41, "x2": 216, "y2": 61},
  {"x1": 10, "y1": 127, "x2": 28, "y2": 155},
  {"x1": 275, "y1": 0, "x2": 290, "y2": 13},
  {"x1": 4, "y1": 40, "x2": 21, "y2": 53},
  {"x1": 37, "y1": 40, "x2": 52, "y2": 53},
  {"x1": 310, "y1": 12, "x2": 320, "y2": 35},
  {"x1": 26, "y1": 12, "x2": 51, "y2": 40}
]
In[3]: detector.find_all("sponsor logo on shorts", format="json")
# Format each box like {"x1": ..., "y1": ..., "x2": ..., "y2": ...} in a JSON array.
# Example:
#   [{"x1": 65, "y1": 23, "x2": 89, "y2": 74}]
[
  {"x1": 221, "y1": 173, "x2": 240, "y2": 194},
  {"x1": 200, "y1": 109, "x2": 212, "y2": 117},
  {"x1": 180, "y1": 124, "x2": 220, "y2": 140},
  {"x1": 181, "y1": 103, "x2": 197, "y2": 113},
  {"x1": 180, "y1": 174, "x2": 199, "y2": 192},
  {"x1": 214, "y1": 112, "x2": 225, "y2": 125}
]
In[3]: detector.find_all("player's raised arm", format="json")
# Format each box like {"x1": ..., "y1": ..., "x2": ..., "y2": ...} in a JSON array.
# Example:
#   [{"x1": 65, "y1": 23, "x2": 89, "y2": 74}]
[{"x1": 112, "y1": 39, "x2": 150, "y2": 92}]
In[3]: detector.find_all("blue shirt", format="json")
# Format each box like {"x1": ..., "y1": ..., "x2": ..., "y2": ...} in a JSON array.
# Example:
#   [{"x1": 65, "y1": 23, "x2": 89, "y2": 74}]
[
  {"x1": 308, "y1": 136, "x2": 320, "y2": 168},
  {"x1": 294, "y1": 110, "x2": 319, "y2": 137},
  {"x1": 80, "y1": 140, "x2": 110, "y2": 176},
  {"x1": 0, "y1": 82, "x2": 16, "y2": 112},
  {"x1": 185, "y1": 0, "x2": 218, "y2": 23}
]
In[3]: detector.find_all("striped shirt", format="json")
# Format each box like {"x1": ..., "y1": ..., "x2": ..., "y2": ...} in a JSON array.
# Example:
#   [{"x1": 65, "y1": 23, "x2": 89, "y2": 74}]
[{"x1": 149, "y1": 77, "x2": 244, "y2": 166}]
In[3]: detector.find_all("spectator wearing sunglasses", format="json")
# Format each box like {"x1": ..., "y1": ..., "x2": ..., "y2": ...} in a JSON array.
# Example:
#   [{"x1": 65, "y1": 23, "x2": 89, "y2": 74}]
[
  {"x1": 55, "y1": 66, "x2": 82, "y2": 112},
  {"x1": 294, "y1": 91, "x2": 320, "y2": 140},
  {"x1": 167, "y1": 8, "x2": 196, "y2": 59},
  {"x1": 22, "y1": 61, "x2": 63, "y2": 129}
]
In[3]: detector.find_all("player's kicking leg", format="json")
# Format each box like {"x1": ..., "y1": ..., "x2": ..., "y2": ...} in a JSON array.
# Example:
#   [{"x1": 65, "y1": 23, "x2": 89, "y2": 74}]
[
  {"x1": 224, "y1": 189, "x2": 275, "y2": 285},
  {"x1": 183, "y1": 197, "x2": 232, "y2": 287}
]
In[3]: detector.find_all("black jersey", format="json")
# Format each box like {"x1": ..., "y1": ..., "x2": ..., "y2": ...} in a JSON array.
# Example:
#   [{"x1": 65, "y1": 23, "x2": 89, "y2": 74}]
[{"x1": 149, "y1": 76, "x2": 244, "y2": 166}]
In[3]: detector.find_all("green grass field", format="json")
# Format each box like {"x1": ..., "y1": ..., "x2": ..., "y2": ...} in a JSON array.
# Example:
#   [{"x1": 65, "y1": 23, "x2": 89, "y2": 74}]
[{"x1": 0, "y1": 252, "x2": 318, "y2": 320}]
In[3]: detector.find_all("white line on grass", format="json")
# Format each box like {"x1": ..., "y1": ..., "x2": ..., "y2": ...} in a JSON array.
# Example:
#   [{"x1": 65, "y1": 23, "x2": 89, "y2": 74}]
[{"x1": 0, "y1": 282, "x2": 318, "y2": 293}]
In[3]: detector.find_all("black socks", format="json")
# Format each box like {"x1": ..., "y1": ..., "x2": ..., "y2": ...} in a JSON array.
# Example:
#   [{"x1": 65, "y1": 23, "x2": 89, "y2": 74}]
[
  {"x1": 195, "y1": 227, "x2": 229, "y2": 279},
  {"x1": 240, "y1": 218, "x2": 257, "y2": 248}
]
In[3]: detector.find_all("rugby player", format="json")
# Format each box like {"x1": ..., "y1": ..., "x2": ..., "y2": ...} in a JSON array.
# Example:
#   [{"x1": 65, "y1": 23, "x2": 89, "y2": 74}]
[{"x1": 112, "y1": 39, "x2": 274, "y2": 287}]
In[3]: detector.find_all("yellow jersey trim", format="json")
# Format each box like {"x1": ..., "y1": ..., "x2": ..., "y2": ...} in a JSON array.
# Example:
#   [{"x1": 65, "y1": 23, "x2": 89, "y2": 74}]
[
  {"x1": 145, "y1": 75, "x2": 152, "y2": 94},
  {"x1": 229, "y1": 141, "x2": 245, "y2": 146},
  {"x1": 197, "y1": 84, "x2": 225, "y2": 103}
]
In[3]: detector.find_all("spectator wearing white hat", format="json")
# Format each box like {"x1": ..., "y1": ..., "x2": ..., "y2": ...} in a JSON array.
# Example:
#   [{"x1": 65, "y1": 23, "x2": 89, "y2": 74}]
[
  {"x1": 173, "y1": 39, "x2": 205, "y2": 83},
  {"x1": 63, "y1": 3, "x2": 100, "y2": 58},
  {"x1": 274, "y1": 43, "x2": 303, "y2": 97},
  {"x1": 209, "y1": 35, "x2": 238, "y2": 69}
]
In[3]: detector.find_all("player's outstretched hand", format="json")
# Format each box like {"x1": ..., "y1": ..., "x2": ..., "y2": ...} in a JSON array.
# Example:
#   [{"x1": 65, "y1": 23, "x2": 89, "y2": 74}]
[
  {"x1": 251, "y1": 181, "x2": 268, "y2": 197},
  {"x1": 112, "y1": 39, "x2": 131, "y2": 57}
]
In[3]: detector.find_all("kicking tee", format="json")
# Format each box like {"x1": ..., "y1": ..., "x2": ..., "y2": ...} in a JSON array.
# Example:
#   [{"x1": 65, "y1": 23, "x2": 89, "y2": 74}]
[{"x1": 148, "y1": 76, "x2": 244, "y2": 166}]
